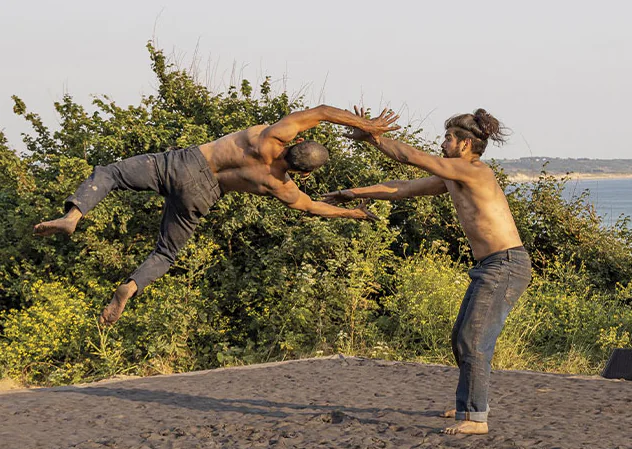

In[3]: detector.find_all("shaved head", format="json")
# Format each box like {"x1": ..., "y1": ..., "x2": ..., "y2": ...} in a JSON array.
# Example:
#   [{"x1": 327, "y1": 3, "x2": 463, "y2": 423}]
[{"x1": 284, "y1": 140, "x2": 329, "y2": 172}]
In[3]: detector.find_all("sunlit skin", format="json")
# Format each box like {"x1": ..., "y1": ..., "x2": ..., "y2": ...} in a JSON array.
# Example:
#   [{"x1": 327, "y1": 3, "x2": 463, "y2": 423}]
[
  {"x1": 323, "y1": 107, "x2": 523, "y2": 435},
  {"x1": 439, "y1": 405, "x2": 488, "y2": 436},
  {"x1": 33, "y1": 207, "x2": 82, "y2": 237},
  {"x1": 324, "y1": 109, "x2": 522, "y2": 262},
  {"x1": 34, "y1": 105, "x2": 399, "y2": 326},
  {"x1": 442, "y1": 420, "x2": 488, "y2": 435}
]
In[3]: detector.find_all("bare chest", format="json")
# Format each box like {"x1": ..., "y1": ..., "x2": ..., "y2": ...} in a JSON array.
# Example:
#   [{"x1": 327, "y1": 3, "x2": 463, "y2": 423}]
[{"x1": 445, "y1": 180, "x2": 473, "y2": 215}]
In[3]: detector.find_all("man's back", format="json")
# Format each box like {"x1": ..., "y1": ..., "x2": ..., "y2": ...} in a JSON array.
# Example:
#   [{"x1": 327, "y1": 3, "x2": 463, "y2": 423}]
[
  {"x1": 198, "y1": 124, "x2": 283, "y2": 195},
  {"x1": 197, "y1": 105, "x2": 400, "y2": 199}
]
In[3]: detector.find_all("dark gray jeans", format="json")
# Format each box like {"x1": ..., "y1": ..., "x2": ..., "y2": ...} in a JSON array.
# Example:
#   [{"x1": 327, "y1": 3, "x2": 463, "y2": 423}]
[
  {"x1": 451, "y1": 246, "x2": 531, "y2": 422},
  {"x1": 65, "y1": 146, "x2": 222, "y2": 295}
]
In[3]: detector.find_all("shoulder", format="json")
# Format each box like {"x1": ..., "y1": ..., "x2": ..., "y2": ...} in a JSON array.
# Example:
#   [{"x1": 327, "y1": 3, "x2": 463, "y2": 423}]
[
  {"x1": 251, "y1": 124, "x2": 269, "y2": 132},
  {"x1": 471, "y1": 160, "x2": 496, "y2": 176},
  {"x1": 246, "y1": 124, "x2": 269, "y2": 140},
  {"x1": 463, "y1": 161, "x2": 500, "y2": 191},
  {"x1": 450, "y1": 160, "x2": 495, "y2": 187},
  {"x1": 255, "y1": 125, "x2": 287, "y2": 162}
]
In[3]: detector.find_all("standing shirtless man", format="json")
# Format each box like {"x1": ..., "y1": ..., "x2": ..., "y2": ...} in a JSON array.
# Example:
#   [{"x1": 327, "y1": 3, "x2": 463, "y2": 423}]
[
  {"x1": 324, "y1": 107, "x2": 531, "y2": 435},
  {"x1": 34, "y1": 105, "x2": 399, "y2": 326}
]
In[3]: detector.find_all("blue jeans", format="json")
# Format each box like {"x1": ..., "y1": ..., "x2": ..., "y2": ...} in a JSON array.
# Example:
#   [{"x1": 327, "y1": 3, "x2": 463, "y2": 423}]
[
  {"x1": 65, "y1": 146, "x2": 222, "y2": 295},
  {"x1": 451, "y1": 246, "x2": 531, "y2": 422}
]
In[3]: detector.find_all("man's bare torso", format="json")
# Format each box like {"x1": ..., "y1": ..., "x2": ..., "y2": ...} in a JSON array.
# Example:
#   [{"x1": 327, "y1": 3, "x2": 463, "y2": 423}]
[
  {"x1": 198, "y1": 125, "x2": 286, "y2": 196},
  {"x1": 443, "y1": 163, "x2": 522, "y2": 261}
]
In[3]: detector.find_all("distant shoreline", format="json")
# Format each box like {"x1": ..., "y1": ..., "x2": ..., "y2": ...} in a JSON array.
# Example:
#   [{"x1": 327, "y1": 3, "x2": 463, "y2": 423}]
[{"x1": 507, "y1": 173, "x2": 632, "y2": 182}]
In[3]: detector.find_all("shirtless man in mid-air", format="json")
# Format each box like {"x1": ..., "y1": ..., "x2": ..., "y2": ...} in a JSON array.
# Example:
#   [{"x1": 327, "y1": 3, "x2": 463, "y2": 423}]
[
  {"x1": 324, "y1": 107, "x2": 531, "y2": 435},
  {"x1": 34, "y1": 105, "x2": 399, "y2": 325}
]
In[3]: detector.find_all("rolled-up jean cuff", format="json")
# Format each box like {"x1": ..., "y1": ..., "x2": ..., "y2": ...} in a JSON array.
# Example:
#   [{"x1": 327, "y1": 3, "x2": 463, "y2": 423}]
[
  {"x1": 64, "y1": 198, "x2": 89, "y2": 216},
  {"x1": 456, "y1": 410, "x2": 488, "y2": 423}
]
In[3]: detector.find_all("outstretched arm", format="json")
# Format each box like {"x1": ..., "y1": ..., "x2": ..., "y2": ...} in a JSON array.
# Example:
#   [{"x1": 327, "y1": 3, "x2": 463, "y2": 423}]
[
  {"x1": 261, "y1": 104, "x2": 400, "y2": 145},
  {"x1": 322, "y1": 176, "x2": 447, "y2": 204},
  {"x1": 372, "y1": 137, "x2": 479, "y2": 181},
  {"x1": 269, "y1": 178, "x2": 378, "y2": 221},
  {"x1": 346, "y1": 106, "x2": 479, "y2": 182}
]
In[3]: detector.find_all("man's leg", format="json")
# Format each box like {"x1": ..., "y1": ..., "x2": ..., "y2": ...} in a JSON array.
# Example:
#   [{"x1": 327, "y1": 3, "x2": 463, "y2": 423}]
[
  {"x1": 441, "y1": 262, "x2": 501, "y2": 435},
  {"x1": 99, "y1": 199, "x2": 200, "y2": 325},
  {"x1": 440, "y1": 277, "x2": 477, "y2": 419},
  {"x1": 34, "y1": 154, "x2": 160, "y2": 236},
  {"x1": 451, "y1": 276, "x2": 478, "y2": 367},
  {"x1": 443, "y1": 251, "x2": 531, "y2": 435}
]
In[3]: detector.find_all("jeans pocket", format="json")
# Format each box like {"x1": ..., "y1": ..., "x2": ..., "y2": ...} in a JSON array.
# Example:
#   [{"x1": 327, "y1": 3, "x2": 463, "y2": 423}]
[
  {"x1": 175, "y1": 182, "x2": 208, "y2": 216},
  {"x1": 503, "y1": 268, "x2": 531, "y2": 307},
  {"x1": 173, "y1": 162, "x2": 197, "y2": 190},
  {"x1": 481, "y1": 259, "x2": 506, "y2": 290}
]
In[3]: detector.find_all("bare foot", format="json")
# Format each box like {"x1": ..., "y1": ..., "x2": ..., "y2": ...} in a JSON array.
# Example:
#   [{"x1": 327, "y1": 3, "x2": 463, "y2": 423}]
[
  {"x1": 34, "y1": 207, "x2": 82, "y2": 236},
  {"x1": 33, "y1": 217, "x2": 78, "y2": 236},
  {"x1": 439, "y1": 409, "x2": 456, "y2": 418},
  {"x1": 441, "y1": 420, "x2": 488, "y2": 435},
  {"x1": 99, "y1": 281, "x2": 138, "y2": 326}
]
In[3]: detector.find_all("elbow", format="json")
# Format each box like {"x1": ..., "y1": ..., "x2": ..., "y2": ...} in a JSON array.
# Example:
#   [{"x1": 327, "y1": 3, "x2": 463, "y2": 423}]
[
  {"x1": 308, "y1": 104, "x2": 329, "y2": 122},
  {"x1": 397, "y1": 154, "x2": 410, "y2": 164},
  {"x1": 394, "y1": 153, "x2": 413, "y2": 165},
  {"x1": 388, "y1": 149, "x2": 415, "y2": 165},
  {"x1": 290, "y1": 203, "x2": 309, "y2": 213}
]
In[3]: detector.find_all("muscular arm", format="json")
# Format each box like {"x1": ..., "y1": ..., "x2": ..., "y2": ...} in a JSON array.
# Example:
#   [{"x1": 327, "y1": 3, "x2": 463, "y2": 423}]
[
  {"x1": 323, "y1": 176, "x2": 447, "y2": 203},
  {"x1": 260, "y1": 105, "x2": 371, "y2": 144},
  {"x1": 260, "y1": 104, "x2": 399, "y2": 150},
  {"x1": 270, "y1": 178, "x2": 376, "y2": 220},
  {"x1": 372, "y1": 137, "x2": 477, "y2": 182},
  {"x1": 352, "y1": 176, "x2": 447, "y2": 199}
]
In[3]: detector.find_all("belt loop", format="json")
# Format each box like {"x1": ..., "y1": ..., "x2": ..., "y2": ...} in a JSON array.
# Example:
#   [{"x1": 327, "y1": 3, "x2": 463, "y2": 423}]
[{"x1": 507, "y1": 249, "x2": 512, "y2": 262}]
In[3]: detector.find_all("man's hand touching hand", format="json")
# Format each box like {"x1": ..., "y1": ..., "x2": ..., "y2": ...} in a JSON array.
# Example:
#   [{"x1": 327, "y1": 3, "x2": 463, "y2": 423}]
[
  {"x1": 322, "y1": 189, "x2": 356, "y2": 205},
  {"x1": 322, "y1": 192, "x2": 378, "y2": 221},
  {"x1": 344, "y1": 106, "x2": 400, "y2": 144},
  {"x1": 354, "y1": 199, "x2": 379, "y2": 221}
]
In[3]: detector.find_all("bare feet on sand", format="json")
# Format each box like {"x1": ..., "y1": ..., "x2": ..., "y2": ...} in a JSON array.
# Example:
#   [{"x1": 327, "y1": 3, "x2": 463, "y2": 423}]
[
  {"x1": 99, "y1": 281, "x2": 138, "y2": 326},
  {"x1": 33, "y1": 207, "x2": 82, "y2": 236},
  {"x1": 439, "y1": 409, "x2": 456, "y2": 418},
  {"x1": 441, "y1": 420, "x2": 488, "y2": 435}
]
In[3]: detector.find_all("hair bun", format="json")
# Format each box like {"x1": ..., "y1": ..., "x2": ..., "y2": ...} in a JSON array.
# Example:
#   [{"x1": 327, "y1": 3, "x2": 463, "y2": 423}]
[
  {"x1": 473, "y1": 108, "x2": 493, "y2": 139},
  {"x1": 444, "y1": 108, "x2": 509, "y2": 154}
]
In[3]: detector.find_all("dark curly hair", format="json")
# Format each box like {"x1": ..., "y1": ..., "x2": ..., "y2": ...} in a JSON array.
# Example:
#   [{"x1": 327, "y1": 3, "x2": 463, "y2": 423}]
[{"x1": 444, "y1": 109, "x2": 510, "y2": 155}]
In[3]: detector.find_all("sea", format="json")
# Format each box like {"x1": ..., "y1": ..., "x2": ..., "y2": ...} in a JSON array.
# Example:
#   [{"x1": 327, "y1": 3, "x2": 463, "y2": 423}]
[{"x1": 560, "y1": 178, "x2": 632, "y2": 227}]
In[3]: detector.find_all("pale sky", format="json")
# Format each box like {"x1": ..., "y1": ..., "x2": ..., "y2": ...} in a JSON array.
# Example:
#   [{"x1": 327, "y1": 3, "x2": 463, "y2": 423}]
[{"x1": 1, "y1": 0, "x2": 630, "y2": 159}]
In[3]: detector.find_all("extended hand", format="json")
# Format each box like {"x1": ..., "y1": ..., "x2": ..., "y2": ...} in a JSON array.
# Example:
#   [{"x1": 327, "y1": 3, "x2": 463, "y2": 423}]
[
  {"x1": 355, "y1": 199, "x2": 379, "y2": 222},
  {"x1": 367, "y1": 107, "x2": 400, "y2": 135},
  {"x1": 322, "y1": 189, "x2": 356, "y2": 205},
  {"x1": 344, "y1": 106, "x2": 400, "y2": 143}
]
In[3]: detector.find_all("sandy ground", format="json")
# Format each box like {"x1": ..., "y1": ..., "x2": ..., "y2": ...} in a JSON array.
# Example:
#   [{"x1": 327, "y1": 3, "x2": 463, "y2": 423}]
[{"x1": 1, "y1": 356, "x2": 631, "y2": 449}]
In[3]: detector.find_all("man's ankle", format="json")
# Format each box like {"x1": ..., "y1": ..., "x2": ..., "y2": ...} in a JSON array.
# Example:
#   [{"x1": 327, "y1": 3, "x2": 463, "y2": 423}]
[
  {"x1": 65, "y1": 206, "x2": 83, "y2": 221},
  {"x1": 120, "y1": 280, "x2": 138, "y2": 296}
]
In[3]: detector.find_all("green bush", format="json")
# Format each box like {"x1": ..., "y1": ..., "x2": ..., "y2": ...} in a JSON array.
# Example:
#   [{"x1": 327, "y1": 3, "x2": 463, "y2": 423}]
[
  {"x1": 0, "y1": 280, "x2": 94, "y2": 384},
  {"x1": 380, "y1": 248, "x2": 468, "y2": 362}
]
